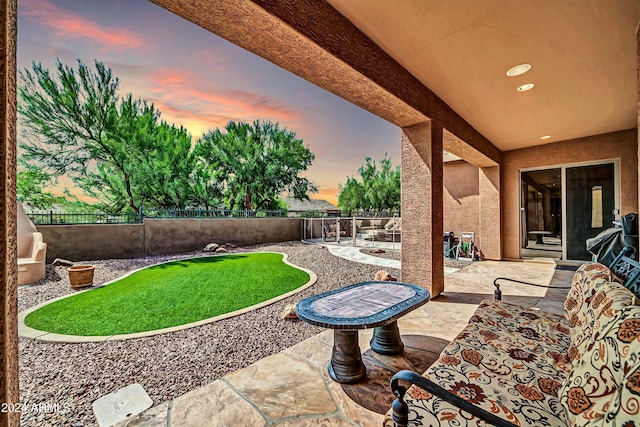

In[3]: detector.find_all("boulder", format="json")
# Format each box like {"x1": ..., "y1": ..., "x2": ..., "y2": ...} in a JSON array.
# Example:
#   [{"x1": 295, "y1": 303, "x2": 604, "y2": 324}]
[
  {"x1": 374, "y1": 270, "x2": 398, "y2": 281},
  {"x1": 215, "y1": 247, "x2": 227, "y2": 253},
  {"x1": 280, "y1": 304, "x2": 298, "y2": 319},
  {"x1": 52, "y1": 258, "x2": 74, "y2": 267},
  {"x1": 203, "y1": 243, "x2": 219, "y2": 252}
]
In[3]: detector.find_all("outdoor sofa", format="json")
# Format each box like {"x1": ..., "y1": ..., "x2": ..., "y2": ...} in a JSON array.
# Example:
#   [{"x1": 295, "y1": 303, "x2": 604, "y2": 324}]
[{"x1": 385, "y1": 252, "x2": 640, "y2": 427}]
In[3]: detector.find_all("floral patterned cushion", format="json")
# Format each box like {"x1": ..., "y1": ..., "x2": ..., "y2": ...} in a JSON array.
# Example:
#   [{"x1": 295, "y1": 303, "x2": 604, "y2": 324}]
[
  {"x1": 565, "y1": 263, "x2": 623, "y2": 362},
  {"x1": 469, "y1": 300, "x2": 570, "y2": 351},
  {"x1": 568, "y1": 279, "x2": 636, "y2": 363},
  {"x1": 383, "y1": 300, "x2": 572, "y2": 427},
  {"x1": 559, "y1": 305, "x2": 640, "y2": 426}
]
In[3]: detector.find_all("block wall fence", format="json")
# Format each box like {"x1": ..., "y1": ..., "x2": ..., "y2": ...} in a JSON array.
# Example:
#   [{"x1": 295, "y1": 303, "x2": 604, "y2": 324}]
[{"x1": 37, "y1": 218, "x2": 302, "y2": 263}]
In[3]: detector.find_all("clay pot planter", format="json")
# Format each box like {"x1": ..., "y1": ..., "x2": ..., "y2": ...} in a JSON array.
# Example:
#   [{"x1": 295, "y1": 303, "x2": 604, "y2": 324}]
[{"x1": 68, "y1": 265, "x2": 95, "y2": 289}]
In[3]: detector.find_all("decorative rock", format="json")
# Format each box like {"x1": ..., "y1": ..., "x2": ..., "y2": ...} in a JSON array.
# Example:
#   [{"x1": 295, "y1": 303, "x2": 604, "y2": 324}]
[
  {"x1": 203, "y1": 243, "x2": 219, "y2": 252},
  {"x1": 374, "y1": 270, "x2": 397, "y2": 281},
  {"x1": 215, "y1": 247, "x2": 227, "y2": 253},
  {"x1": 52, "y1": 258, "x2": 74, "y2": 267},
  {"x1": 225, "y1": 243, "x2": 237, "y2": 248},
  {"x1": 370, "y1": 249, "x2": 386, "y2": 254},
  {"x1": 280, "y1": 304, "x2": 298, "y2": 319}
]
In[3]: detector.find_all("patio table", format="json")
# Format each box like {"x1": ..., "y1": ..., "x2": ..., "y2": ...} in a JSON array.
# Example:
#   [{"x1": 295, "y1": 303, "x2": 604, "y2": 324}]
[{"x1": 296, "y1": 281, "x2": 430, "y2": 383}]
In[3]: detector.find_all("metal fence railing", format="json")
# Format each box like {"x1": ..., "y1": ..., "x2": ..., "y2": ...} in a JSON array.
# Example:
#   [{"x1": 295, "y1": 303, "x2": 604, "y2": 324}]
[
  {"x1": 25, "y1": 208, "x2": 402, "y2": 225},
  {"x1": 302, "y1": 216, "x2": 402, "y2": 249},
  {"x1": 142, "y1": 208, "x2": 289, "y2": 219},
  {"x1": 139, "y1": 208, "x2": 354, "y2": 219},
  {"x1": 25, "y1": 208, "x2": 377, "y2": 225},
  {"x1": 26, "y1": 211, "x2": 141, "y2": 225}
]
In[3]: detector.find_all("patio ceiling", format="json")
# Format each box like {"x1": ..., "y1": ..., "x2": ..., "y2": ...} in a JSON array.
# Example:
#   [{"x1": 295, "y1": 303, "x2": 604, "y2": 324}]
[
  {"x1": 328, "y1": 0, "x2": 640, "y2": 151},
  {"x1": 150, "y1": 0, "x2": 639, "y2": 163}
]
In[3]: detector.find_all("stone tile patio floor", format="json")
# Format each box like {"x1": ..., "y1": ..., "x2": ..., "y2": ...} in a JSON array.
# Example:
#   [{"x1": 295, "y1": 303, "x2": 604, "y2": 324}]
[{"x1": 118, "y1": 259, "x2": 575, "y2": 427}]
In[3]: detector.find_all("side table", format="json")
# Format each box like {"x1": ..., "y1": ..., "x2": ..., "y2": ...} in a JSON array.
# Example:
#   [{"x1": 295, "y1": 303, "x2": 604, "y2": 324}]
[{"x1": 296, "y1": 281, "x2": 430, "y2": 383}]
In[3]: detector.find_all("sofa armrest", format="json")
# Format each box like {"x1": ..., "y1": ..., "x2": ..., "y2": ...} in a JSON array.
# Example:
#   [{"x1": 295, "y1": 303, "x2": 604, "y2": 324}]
[
  {"x1": 390, "y1": 370, "x2": 518, "y2": 427},
  {"x1": 31, "y1": 232, "x2": 47, "y2": 262},
  {"x1": 492, "y1": 277, "x2": 571, "y2": 301}
]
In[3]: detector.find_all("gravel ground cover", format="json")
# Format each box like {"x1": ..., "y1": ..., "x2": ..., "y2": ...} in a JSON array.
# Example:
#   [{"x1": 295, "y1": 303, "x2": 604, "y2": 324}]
[{"x1": 19, "y1": 242, "x2": 397, "y2": 427}]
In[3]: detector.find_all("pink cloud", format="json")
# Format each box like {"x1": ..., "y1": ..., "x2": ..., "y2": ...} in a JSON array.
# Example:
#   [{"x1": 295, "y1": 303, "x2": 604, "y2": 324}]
[
  {"x1": 21, "y1": 0, "x2": 146, "y2": 51},
  {"x1": 143, "y1": 68, "x2": 300, "y2": 135},
  {"x1": 152, "y1": 101, "x2": 236, "y2": 136}
]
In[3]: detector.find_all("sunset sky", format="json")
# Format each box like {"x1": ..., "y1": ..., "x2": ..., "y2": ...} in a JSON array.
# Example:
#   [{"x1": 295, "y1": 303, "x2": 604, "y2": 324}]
[{"x1": 16, "y1": 0, "x2": 400, "y2": 206}]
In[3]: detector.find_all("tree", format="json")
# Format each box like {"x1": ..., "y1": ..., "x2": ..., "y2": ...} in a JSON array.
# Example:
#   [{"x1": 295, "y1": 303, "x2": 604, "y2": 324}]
[
  {"x1": 189, "y1": 160, "x2": 224, "y2": 210},
  {"x1": 17, "y1": 59, "x2": 198, "y2": 213},
  {"x1": 132, "y1": 122, "x2": 197, "y2": 210},
  {"x1": 16, "y1": 160, "x2": 56, "y2": 209},
  {"x1": 196, "y1": 120, "x2": 318, "y2": 210},
  {"x1": 338, "y1": 155, "x2": 400, "y2": 213}
]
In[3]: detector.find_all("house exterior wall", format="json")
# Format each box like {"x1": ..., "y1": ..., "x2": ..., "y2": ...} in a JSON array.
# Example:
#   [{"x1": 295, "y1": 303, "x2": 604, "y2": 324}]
[
  {"x1": 443, "y1": 160, "x2": 479, "y2": 242},
  {"x1": 38, "y1": 218, "x2": 302, "y2": 262},
  {"x1": 502, "y1": 129, "x2": 639, "y2": 260}
]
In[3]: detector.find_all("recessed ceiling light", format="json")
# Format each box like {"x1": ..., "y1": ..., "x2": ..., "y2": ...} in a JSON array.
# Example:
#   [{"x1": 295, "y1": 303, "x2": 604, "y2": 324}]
[
  {"x1": 517, "y1": 83, "x2": 535, "y2": 92},
  {"x1": 506, "y1": 64, "x2": 531, "y2": 77},
  {"x1": 540, "y1": 135, "x2": 552, "y2": 140}
]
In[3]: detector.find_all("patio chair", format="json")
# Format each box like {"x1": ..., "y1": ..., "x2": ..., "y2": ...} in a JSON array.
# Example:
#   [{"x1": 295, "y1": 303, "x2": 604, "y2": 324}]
[
  {"x1": 322, "y1": 223, "x2": 346, "y2": 242},
  {"x1": 456, "y1": 232, "x2": 476, "y2": 261},
  {"x1": 383, "y1": 217, "x2": 401, "y2": 241},
  {"x1": 17, "y1": 202, "x2": 47, "y2": 285}
]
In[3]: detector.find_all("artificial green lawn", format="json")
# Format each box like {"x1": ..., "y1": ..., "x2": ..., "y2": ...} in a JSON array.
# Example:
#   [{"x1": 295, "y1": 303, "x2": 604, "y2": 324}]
[{"x1": 25, "y1": 253, "x2": 310, "y2": 336}]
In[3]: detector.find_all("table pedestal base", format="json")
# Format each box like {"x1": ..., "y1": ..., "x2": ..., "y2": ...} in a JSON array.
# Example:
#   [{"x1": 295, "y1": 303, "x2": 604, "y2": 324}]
[
  {"x1": 329, "y1": 330, "x2": 366, "y2": 384},
  {"x1": 370, "y1": 321, "x2": 404, "y2": 355}
]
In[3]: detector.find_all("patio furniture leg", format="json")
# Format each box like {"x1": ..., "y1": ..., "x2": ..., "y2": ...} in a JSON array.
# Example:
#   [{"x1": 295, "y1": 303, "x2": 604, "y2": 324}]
[
  {"x1": 370, "y1": 320, "x2": 404, "y2": 355},
  {"x1": 329, "y1": 330, "x2": 366, "y2": 383}
]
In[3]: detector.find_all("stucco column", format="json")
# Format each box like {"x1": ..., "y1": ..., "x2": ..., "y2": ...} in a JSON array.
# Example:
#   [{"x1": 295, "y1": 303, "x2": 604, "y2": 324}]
[
  {"x1": 1, "y1": 0, "x2": 20, "y2": 425},
  {"x1": 478, "y1": 166, "x2": 501, "y2": 260},
  {"x1": 401, "y1": 121, "x2": 444, "y2": 297}
]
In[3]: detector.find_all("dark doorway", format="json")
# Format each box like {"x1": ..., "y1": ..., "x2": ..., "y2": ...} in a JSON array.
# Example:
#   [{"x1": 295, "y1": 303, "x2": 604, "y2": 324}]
[{"x1": 566, "y1": 163, "x2": 615, "y2": 260}]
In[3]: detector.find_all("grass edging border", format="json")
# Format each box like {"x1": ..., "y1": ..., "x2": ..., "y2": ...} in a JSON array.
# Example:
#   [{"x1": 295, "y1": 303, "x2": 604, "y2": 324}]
[{"x1": 18, "y1": 251, "x2": 317, "y2": 343}]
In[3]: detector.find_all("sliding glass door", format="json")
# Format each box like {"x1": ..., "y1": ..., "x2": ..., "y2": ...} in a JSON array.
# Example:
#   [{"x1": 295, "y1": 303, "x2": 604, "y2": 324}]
[
  {"x1": 565, "y1": 163, "x2": 615, "y2": 260},
  {"x1": 520, "y1": 160, "x2": 619, "y2": 261}
]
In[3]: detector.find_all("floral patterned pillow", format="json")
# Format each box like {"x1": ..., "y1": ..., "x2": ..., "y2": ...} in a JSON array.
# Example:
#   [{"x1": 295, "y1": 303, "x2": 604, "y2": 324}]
[
  {"x1": 565, "y1": 264, "x2": 615, "y2": 326},
  {"x1": 559, "y1": 305, "x2": 640, "y2": 425},
  {"x1": 568, "y1": 280, "x2": 636, "y2": 362}
]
